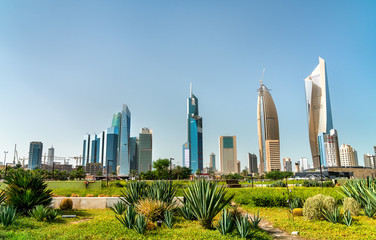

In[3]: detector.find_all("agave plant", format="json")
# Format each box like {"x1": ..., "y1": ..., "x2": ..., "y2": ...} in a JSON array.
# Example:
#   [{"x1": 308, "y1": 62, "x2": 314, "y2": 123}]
[
  {"x1": 0, "y1": 205, "x2": 20, "y2": 227},
  {"x1": 183, "y1": 179, "x2": 234, "y2": 229},
  {"x1": 364, "y1": 200, "x2": 376, "y2": 218},
  {"x1": 119, "y1": 181, "x2": 148, "y2": 206},
  {"x1": 178, "y1": 204, "x2": 196, "y2": 221},
  {"x1": 322, "y1": 207, "x2": 341, "y2": 223},
  {"x1": 342, "y1": 210, "x2": 352, "y2": 226},
  {"x1": 340, "y1": 177, "x2": 376, "y2": 207},
  {"x1": 164, "y1": 210, "x2": 174, "y2": 229},
  {"x1": 133, "y1": 214, "x2": 147, "y2": 234},
  {"x1": 29, "y1": 205, "x2": 48, "y2": 221},
  {"x1": 236, "y1": 214, "x2": 254, "y2": 238},
  {"x1": 136, "y1": 199, "x2": 172, "y2": 222},
  {"x1": 147, "y1": 181, "x2": 177, "y2": 205},
  {"x1": 216, "y1": 209, "x2": 235, "y2": 235},
  {"x1": 109, "y1": 201, "x2": 127, "y2": 215},
  {"x1": 116, "y1": 205, "x2": 137, "y2": 229},
  {"x1": 45, "y1": 208, "x2": 58, "y2": 223},
  {"x1": 250, "y1": 210, "x2": 262, "y2": 228},
  {"x1": 4, "y1": 169, "x2": 52, "y2": 214}
]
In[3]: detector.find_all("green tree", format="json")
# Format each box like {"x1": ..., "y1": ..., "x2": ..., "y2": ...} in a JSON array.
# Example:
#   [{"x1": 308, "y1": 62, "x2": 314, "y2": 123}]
[
  {"x1": 265, "y1": 170, "x2": 293, "y2": 180},
  {"x1": 153, "y1": 159, "x2": 170, "y2": 171},
  {"x1": 242, "y1": 169, "x2": 249, "y2": 178}
]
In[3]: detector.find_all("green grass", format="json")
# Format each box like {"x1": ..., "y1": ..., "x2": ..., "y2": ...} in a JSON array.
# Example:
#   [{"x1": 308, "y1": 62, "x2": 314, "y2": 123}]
[{"x1": 0, "y1": 209, "x2": 271, "y2": 240}]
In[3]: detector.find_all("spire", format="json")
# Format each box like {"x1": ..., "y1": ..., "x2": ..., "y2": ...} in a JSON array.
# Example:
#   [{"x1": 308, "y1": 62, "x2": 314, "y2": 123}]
[
  {"x1": 190, "y1": 82, "x2": 193, "y2": 97},
  {"x1": 260, "y1": 68, "x2": 265, "y2": 86}
]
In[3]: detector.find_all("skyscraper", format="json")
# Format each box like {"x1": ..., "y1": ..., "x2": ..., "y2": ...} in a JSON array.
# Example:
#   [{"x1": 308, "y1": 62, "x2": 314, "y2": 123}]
[
  {"x1": 318, "y1": 129, "x2": 340, "y2": 167},
  {"x1": 119, "y1": 104, "x2": 131, "y2": 175},
  {"x1": 129, "y1": 137, "x2": 138, "y2": 172},
  {"x1": 209, "y1": 153, "x2": 216, "y2": 172},
  {"x1": 183, "y1": 85, "x2": 203, "y2": 173},
  {"x1": 138, "y1": 128, "x2": 152, "y2": 173},
  {"x1": 29, "y1": 141, "x2": 43, "y2": 170},
  {"x1": 219, "y1": 136, "x2": 237, "y2": 173},
  {"x1": 236, "y1": 161, "x2": 241, "y2": 173},
  {"x1": 248, "y1": 153, "x2": 258, "y2": 174},
  {"x1": 340, "y1": 144, "x2": 356, "y2": 167},
  {"x1": 304, "y1": 57, "x2": 334, "y2": 169},
  {"x1": 257, "y1": 80, "x2": 281, "y2": 173},
  {"x1": 106, "y1": 127, "x2": 119, "y2": 173},
  {"x1": 283, "y1": 157, "x2": 292, "y2": 172},
  {"x1": 299, "y1": 157, "x2": 309, "y2": 170},
  {"x1": 47, "y1": 146, "x2": 54, "y2": 165}
]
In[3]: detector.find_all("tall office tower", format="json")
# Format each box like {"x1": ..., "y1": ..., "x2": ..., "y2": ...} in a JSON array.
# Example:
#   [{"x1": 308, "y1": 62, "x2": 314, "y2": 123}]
[
  {"x1": 299, "y1": 157, "x2": 309, "y2": 171},
  {"x1": 283, "y1": 158, "x2": 292, "y2": 172},
  {"x1": 119, "y1": 104, "x2": 131, "y2": 175},
  {"x1": 47, "y1": 146, "x2": 54, "y2": 165},
  {"x1": 219, "y1": 136, "x2": 237, "y2": 173},
  {"x1": 364, "y1": 154, "x2": 376, "y2": 169},
  {"x1": 138, "y1": 128, "x2": 152, "y2": 173},
  {"x1": 248, "y1": 153, "x2": 258, "y2": 174},
  {"x1": 257, "y1": 80, "x2": 281, "y2": 173},
  {"x1": 83, "y1": 134, "x2": 90, "y2": 166},
  {"x1": 340, "y1": 144, "x2": 356, "y2": 167},
  {"x1": 183, "y1": 85, "x2": 203, "y2": 173},
  {"x1": 29, "y1": 142, "x2": 43, "y2": 170},
  {"x1": 106, "y1": 127, "x2": 119, "y2": 173},
  {"x1": 90, "y1": 134, "x2": 101, "y2": 164},
  {"x1": 236, "y1": 161, "x2": 241, "y2": 173},
  {"x1": 182, "y1": 142, "x2": 190, "y2": 168},
  {"x1": 318, "y1": 129, "x2": 340, "y2": 167},
  {"x1": 209, "y1": 153, "x2": 216, "y2": 172},
  {"x1": 295, "y1": 162, "x2": 300, "y2": 172},
  {"x1": 305, "y1": 57, "x2": 334, "y2": 169},
  {"x1": 129, "y1": 137, "x2": 138, "y2": 172},
  {"x1": 354, "y1": 150, "x2": 358, "y2": 166}
]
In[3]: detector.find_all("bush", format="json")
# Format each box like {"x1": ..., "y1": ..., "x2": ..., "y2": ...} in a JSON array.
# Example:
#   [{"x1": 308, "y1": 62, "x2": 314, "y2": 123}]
[
  {"x1": 60, "y1": 198, "x2": 73, "y2": 210},
  {"x1": 0, "y1": 190, "x2": 5, "y2": 205},
  {"x1": 343, "y1": 197, "x2": 360, "y2": 216},
  {"x1": 0, "y1": 205, "x2": 20, "y2": 227},
  {"x1": 135, "y1": 199, "x2": 172, "y2": 222},
  {"x1": 303, "y1": 180, "x2": 334, "y2": 187},
  {"x1": 45, "y1": 208, "x2": 58, "y2": 223},
  {"x1": 292, "y1": 208, "x2": 303, "y2": 216},
  {"x1": 303, "y1": 194, "x2": 336, "y2": 220},
  {"x1": 215, "y1": 209, "x2": 235, "y2": 235},
  {"x1": 269, "y1": 181, "x2": 287, "y2": 187},
  {"x1": 29, "y1": 205, "x2": 48, "y2": 221},
  {"x1": 70, "y1": 193, "x2": 80, "y2": 197},
  {"x1": 4, "y1": 169, "x2": 53, "y2": 214},
  {"x1": 109, "y1": 201, "x2": 127, "y2": 215},
  {"x1": 86, "y1": 194, "x2": 95, "y2": 197}
]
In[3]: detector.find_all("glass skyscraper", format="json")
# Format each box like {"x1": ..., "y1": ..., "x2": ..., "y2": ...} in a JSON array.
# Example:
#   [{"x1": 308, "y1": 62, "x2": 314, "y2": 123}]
[
  {"x1": 129, "y1": 137, "x2": 138, "y2": 172},
  {"x1": 305, "y1": 57, "x2": 334, "y2": 169},
  {"x1": 183, "y1": 85, "x2": 203, "y2": 173},
  {"x1": 106, "y1": 127, "x2": 119, "y2": 173},
  {"x1": 28, "y1": 141, "x2": 43, "y2": 170},
  {"x1": 138, "y1": 128, "x2": 152, "y2": 173},
  {"x1": 119, "y1": 104, "x2": 131, "y2": 176}
]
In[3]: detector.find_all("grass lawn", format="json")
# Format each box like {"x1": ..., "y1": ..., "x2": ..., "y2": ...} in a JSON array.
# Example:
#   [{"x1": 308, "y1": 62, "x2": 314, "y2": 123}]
[
  {"x1": 0, "y1": 209, "x2": 271, "y2": 240},
  {"x1": 241, "y1": 206, "x2": 376, "y2": 240}
]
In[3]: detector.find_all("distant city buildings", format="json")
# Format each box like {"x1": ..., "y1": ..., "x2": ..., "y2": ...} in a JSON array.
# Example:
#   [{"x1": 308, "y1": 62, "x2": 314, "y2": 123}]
[
  {"x1": 283, "y1": 157, "x2": 292, "y2": 172},
  {"x1": 29, "y1": 141, "x2": 43, "y2": 170},
  {"x1": 364, "y1": 154, "x2": 376, "y2": 169},
  {"x1": 299, "y1": 157, "x2": 309, "y2": 171},
  {"x1": 138, "y1": 128, "x2": 153, "y2": 173},
  {"x1": 304, "y1": 57, "x2": 334, "y2": 169},
  {"x1": 295, "y1": 162, "x2": 300, "y2": 172},
  {"x1": 248, "y1": 153, "x2": 258, "y2": 174},
  {"x1": 219, "y1": 136, "x2": 237, "y2": 173},
  {"x1": 236, "y1": 161, "x2": 241, "y2": 174},
  {"x1": 183, "y1": 84, "x2": 203, "y2": 173},
  {"x1": 257, "y1": 79, "x2": 281, "y2": 173},
  {"x1": 47, "y1": 146, "x2": 54, "y2": 165},
  {"x1": 340, "y1": 144, "x2": 357, "y2": 167},
  {"x1": 209, "y1": 153, "x2": 216, "y2": 172},
  {"x1": 318, "y1": 129, "x2": 340, "y2": 167}
]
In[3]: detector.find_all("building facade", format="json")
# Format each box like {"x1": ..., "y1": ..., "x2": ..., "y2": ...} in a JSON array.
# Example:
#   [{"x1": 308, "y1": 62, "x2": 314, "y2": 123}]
[
  {"x1": 209, "y1": 153, "x2": 216, "y2": 172},
  {"x1": 257, "y1": 80, "x2": 281, "y2": 173},
  {"x1": 364, "y1": 154, "x2": 376, "y2": 169},
  {"x1": 219, "y1": 136, "x2": 237, "y2": 173},
  {"x1": 248, "y1": 153, "x2": 258, "y2": 174},
  {"x1": 304, "y1": 57, "x2": 334, "y2": 169},
  {"x1": 299, "y1": 157, "x2": 309, "y2": 171},
  {"x1": 283, "y1": 157, "x2": 292, "y2": 172},
  {"x1": 47, "y1": 146, "x2": 54, "y2": 165},
  {"x1": 106, "y1": 127, "x2": 119, "y2": 173},
  {"x1": 318, "y1": 129, "x2": 340, "y2": 167},
  {"x1": 118, "y1": 104, "x2": 131, "y2": 175},
  {"x1": 29, "y1": 141, "x2": 43, "y2": 170},
  {"x1": 183, "y1": 85, "x2": 203, "y2": 173},
  {"x1": 138, "y1": 128, "x2": 152, "y2": 173},
  {"x1": 295, "y1": 162, "x2": 300, "y2": 172},
  {"x1": 340, "y1": 144, "x2": 356, "y2": 167}
]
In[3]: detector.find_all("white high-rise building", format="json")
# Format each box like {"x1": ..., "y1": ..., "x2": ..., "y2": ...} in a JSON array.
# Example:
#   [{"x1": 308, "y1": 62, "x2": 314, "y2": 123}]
[
  {"x1": 47, "y1": 146, "x2": 55, "y2": 165},
  {"x1": 364, "y1": 154, "x2": 376, "y2": 169},
  {"x1": 340, "y1": 144, "x2": 356, "y2": 167},
  {"x1": 283, "y1": 157, "x2": 292, "y2": 172},
  {"x1": 299, "y1": 157, "x2": 309, "y2": 170}
]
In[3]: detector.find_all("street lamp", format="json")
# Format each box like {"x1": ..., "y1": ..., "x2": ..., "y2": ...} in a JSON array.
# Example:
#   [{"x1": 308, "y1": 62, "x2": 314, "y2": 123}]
[
  {"x1": 169, "y1": 158, "x2": 174, "y2": 183},
  {"x1": 4, "y1": 151, "x2": 8, "y2": 165}
]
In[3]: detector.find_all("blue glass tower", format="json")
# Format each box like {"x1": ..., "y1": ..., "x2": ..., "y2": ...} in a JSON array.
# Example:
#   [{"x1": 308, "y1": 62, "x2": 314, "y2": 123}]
[
  {"x1": 106, "y1": 127, "x2": 119, "y2": 173},
  {"x1": 184, "y1": 85, "x2": 203, "y2": 173},
  {"x1": 129, "y1": 137, "x2": 138, "y2": 172},
  {"x1": 119, "y1": 104, "x2": 131, "y2": 175},
  {"x1": 28, "y1": 141, "x2": 43, "y2": 170}
]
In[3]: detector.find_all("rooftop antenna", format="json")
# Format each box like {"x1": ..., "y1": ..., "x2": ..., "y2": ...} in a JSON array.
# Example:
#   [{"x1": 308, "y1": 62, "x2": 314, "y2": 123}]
[{"x1": 190, "y1": 82, "x2": 193, "y2": 97}]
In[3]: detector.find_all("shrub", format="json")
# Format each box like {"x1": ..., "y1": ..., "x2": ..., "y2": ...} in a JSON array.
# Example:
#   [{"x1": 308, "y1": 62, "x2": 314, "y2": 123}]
[
  {"x1": 183, "y1": 179, "x2": 234, "y2": 229},
  {"x1": 292, "y1": 208, "x2": 303, "y2": 216},
  {"x1": 322, "y1": 207, "x2": 341, "y2": 223},
  {"x1": 70, "y1": 193, "x2": 80, "y2": 197},
  {"x1": 341, "y1": 177, "x2": 376, "y2": 207},
  {"x1": 29, "y1": 205, "x2": 47, "y2": 221},
  {"x1": 303, "y1": 194, "x2": 336, "y2": 220},
  {"x1": 343, "y1": 197, "x2": 360, "y2": 216},
  {"x1": 0, "y1": 205, "x2": 20, "y2": 227},
  {"x1": 364, "y1": 200, "x2": 376, "y2": 218},
  {"x1": 250, "y1": 210, "x2": 262, "y2": 228},
  {"x1": 109, "y1": 201, "x2": 127, "y2": 215},
  {"x1": 135, "y1": 199, "x2": 171, "y2": 222},
  {"x1": 133, "y1": 214, "x2": 147, "y2": 234},
  {"x1": 229, "y1": 203, "x2": 243, "y2": 220},
  {"x1": 60, "y1": 198, "x2": 73, "y2": 210},
  {"x1": 342, "y1": 210, "x2": 352, "y2": 226},
  {"x1": 45, "y1": 208, "x2": 58, "y2": 223},
  {"x1": 86, "y1": 194, "x2": 95, "y2": 197},
  {"x1": 269, "y1": 181, "x2": 287, "y2": 187},
  {"x1": 98, "y1": 194, "x2": 109, "y2": 197},
  {"x1": 164, "y1": 210, "x2": 174, "y2": 228},
  {"x1": 116, "y1": 205, "x2": 137, "y2": 229},
  {"x1": 236, "y1": 214, "x2": 254, "y2": 238},
  {"x1": 4, "y1": 169, "x2": 52, "y2": 214},
  {"x1": 0, "y1": 190, "x2": 6, "y2": 205},
  {"x1": 216, "y1": 209, "x2": 235, "y2": 235}
]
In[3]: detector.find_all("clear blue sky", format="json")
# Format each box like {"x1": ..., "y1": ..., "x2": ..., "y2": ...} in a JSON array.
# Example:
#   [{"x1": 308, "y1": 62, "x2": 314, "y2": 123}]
[{"x1": 1, "y1": 0, "x2": 375, "y2": 169}]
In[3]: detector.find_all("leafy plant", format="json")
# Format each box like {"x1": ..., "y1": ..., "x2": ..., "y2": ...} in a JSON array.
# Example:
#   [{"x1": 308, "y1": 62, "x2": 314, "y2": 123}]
[
  {"x1": 215, "y1": 209, "x2": 235, "y2": 235},
  {"x1": 269, "y1": 181, "x2": 287, "y2": 187},
  {"x1": 342, "y1": 210, "x2": 352, "y2": 226},
  {"x1": 289, "y1": 197, "x2": 304, "y2": 211},
  {"x1": 303, "y1": 194, "x2": 336, "y2": 220},
  {"x1": 60, "y1": 198, "x2": 73, "y2": 210},
  {"x1": 45, "y1": 208, "x2": 58, "y2": 223},
  {"x1": 4, "y1": 169, "x2": 53, "y2": 214},
  {"x1": 250, "y1": 210, "x2": 262, "y2": 228},
  {"x1": 109, "y1": 201, "x2": 127, "y2": 215},
  {"x1": 236, "y1": 214, "x2": 254, "y2": 238},
  {"x1": 164, "y1": 210, "x2": 174, "y2": 228},
  {"x1": 0, "y1": 205, "x2": 20, "y2": 227},
  {"x1": 340, "y1": 177, "x2": 376, "y2": 207},
  {"x1": 147, "y1": 181, "x2": 177, "y2": 205},
  {"x1": 119, "y1": 181, "x2": 148, "y2": 206},
  {"x1": 133, "y1": 214, "x2": 147, "y2": 234},
  {"x1": 183, "y1": 179, "x2": 234, "y2": 229},
  {"x1": 0, "y1": 190, "x2": 5, "y2": 205},
  {"x1": 29, "y1": 205, "x2": 48, "y2": 221},
  {"x1": 364, "y1": 200, "x2": 376, "y2": 218},
  {"x1": 178, "y1": 204, "x2": 196, "y2": 220},
  {"x1": 343, "y1": 197, "x2": 361, "y2": 216},
  {"x1": 116, "y1": 205, "x2": 137, "y2": 229},
  {"x1": 322, "y1": 207, "x2": 341, "y2": 223},
  {"x1": 136, "y1": 199, "x2": 172, "y2": 222}
]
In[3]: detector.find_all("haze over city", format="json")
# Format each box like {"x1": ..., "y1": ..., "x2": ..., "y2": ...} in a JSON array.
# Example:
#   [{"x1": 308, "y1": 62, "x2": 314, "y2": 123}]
[{"x1": 1, "y1": 0, "x2": 375, "y2": 169}]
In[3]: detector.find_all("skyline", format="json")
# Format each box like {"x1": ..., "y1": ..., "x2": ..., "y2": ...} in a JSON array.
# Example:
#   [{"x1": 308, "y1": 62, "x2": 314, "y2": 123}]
[{"x1": 1, "y1": 1, "x2": 376, "y2": 170}]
